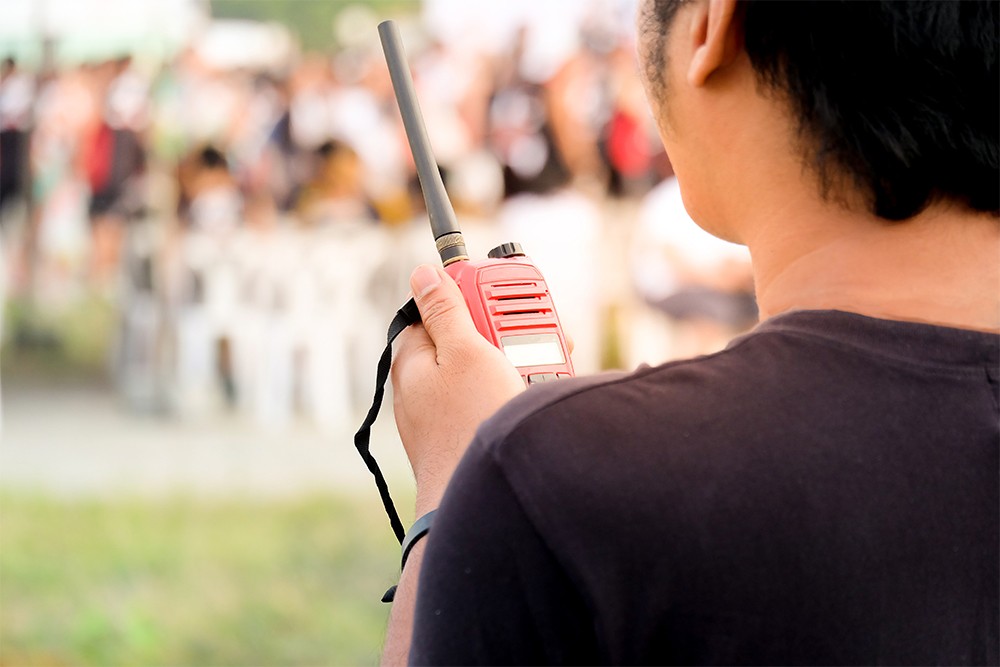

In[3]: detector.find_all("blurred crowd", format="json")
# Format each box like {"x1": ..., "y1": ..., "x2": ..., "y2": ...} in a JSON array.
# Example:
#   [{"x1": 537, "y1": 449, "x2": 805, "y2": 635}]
[{"x1": 0, "y1": 4, "x2": 755, "y2": 430}]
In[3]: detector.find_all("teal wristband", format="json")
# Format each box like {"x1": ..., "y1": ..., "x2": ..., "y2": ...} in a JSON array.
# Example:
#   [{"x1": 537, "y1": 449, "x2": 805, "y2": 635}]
[
  {"x1": 401, "y1": 509, "x2": 437, "y2": 571},
  {"x1": 381, "y1": 510, "x2": 439, "y2": 603}
]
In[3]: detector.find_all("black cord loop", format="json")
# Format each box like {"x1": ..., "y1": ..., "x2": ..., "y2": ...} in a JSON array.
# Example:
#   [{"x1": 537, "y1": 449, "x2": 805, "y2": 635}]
[{"x1": 353, "y1": 298, "x2": 422, "y2": 545}]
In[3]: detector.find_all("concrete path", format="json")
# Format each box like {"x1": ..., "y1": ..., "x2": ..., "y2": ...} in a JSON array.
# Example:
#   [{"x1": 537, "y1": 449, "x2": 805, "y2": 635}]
[{"x1": 0, "y1": 383, "x2": 413, "y2": 499}]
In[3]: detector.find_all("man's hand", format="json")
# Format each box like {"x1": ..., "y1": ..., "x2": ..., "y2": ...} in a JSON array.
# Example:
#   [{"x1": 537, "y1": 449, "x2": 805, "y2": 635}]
[{"x1": 391, "y1": 264, "x2": 525, "y2": 514}]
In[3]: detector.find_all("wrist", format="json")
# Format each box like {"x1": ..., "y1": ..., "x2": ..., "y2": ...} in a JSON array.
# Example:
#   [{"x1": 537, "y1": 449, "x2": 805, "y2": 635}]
[
  {"x1": 414, "y1": 484, "x2": 446, "y2": 517},
  {"x1": 412, "y1": 456, "x2": 461, "y2": 515}
]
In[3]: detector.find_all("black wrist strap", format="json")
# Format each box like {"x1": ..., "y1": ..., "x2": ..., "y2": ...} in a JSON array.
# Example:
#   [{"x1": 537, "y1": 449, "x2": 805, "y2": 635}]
[{"x1": 353, "y1": 298, "x2": 422, "y2": 546}]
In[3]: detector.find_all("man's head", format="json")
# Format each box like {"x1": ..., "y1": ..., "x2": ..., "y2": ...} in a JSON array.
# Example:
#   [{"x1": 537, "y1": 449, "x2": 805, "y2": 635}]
[{"x1": 637, "y1": 0, "x2": 998, "y2": 238}]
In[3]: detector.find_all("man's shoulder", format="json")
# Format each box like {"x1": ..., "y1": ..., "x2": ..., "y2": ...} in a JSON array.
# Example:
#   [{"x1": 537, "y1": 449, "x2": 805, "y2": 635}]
[
  {"x1": 475, "y1": 324, "x2": 776, "y2": 459},
  {"x1": 466, "y1": 308, "x2": 1000, "y2": 532},
  {"x1": 476, "y1": 308, "x2": 1000, "y2": 461}
]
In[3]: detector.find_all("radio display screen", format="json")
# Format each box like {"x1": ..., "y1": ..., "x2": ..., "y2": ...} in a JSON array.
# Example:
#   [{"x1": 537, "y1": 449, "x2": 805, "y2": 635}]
[{"x1": 500, "y1": 333, "x2": 565, "y2": 368}]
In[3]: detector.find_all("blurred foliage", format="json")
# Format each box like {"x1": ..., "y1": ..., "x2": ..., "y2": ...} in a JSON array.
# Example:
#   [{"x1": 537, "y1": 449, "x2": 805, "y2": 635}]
[
  {"x1": 210, "y1": 0, "x2": 419, "y2": 53},
  {"x1": 2, "y1": 294, "x2": 116, "y2": 383},
  {"x1": 0, "y1": 492, "x2": 403, "y2": 666}
]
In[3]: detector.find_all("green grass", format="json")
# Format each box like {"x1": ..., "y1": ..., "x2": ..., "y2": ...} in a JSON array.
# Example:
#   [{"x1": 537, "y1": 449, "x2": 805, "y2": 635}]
[{"x1": 0, "y1": 492, "x2": 406, "y2": 666}]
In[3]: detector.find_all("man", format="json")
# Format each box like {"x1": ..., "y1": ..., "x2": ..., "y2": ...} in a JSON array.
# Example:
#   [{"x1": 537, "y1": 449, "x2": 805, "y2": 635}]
[
  {"x1": 384, "y1": 0, "x2": 999, "y2": 663},
  {"x1": 0, "y1": 57, "x2": 33, "y2": 213}
]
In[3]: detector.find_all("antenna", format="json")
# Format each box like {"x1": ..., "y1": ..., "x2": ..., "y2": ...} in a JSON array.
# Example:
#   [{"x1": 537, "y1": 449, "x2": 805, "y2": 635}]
[{"x1": 378, "y1": 19, "x2": 468, "y2": 266}]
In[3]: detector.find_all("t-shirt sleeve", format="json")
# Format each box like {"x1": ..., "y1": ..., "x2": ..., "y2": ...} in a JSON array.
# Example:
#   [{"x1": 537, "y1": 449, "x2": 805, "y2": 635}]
[{"x1": 408, "y1": 435, "x2": 599, "y2": 666}]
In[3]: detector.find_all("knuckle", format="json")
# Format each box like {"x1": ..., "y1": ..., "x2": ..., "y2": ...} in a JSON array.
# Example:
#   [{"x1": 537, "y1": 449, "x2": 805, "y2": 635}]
[
  {"x1": 442, "y1": 337, "x2": 495, "y2": 369},
  {"x1": 419, "y1": 294, "x2": 463, "y2": 325}
]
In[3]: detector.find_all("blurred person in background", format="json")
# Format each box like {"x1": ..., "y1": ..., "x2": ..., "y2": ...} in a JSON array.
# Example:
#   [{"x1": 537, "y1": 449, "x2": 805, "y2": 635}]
[
  {"x1": 602, "y1": 43, "x2": 662, "y2": 197},
  {"x1": 0, "y1": 55, "x2": 34, "y2": 342},
  {"x1": 0, "y1": 56, "x2": 33, "y2": 400},
  {"x1": 169, "y1": 145, "x2": 243, "y2": 412},
  {"x1": 242, "y1": 74, "x2": 298, "y2": 214},
  {"x1": 0, "y1": 57, "x2": 33, "y2": 218},
  {"x1": 295, "y1": 139, "x2": 375, "y2": 227},
  {"x1": 383, "y1": 0, "x2": 999, "y2": 663},
  {"x1": 487, "y1": 28, "x2": 574, "y2": 200},
  {"x1": 329, "y1": 45, "x2": 410, "y2": 218},
  {"x1": 80, "y1": 56, "x2": 147, "y2": 288},
  {"x1": 29, "y1": 63, "x2": 97, "y2": 299},
  {"x1": 178, "y1": 145, "x2": 242, "y2": 235}
]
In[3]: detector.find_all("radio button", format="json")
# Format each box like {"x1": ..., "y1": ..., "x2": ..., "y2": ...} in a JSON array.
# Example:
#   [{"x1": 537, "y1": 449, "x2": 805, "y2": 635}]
[{"x1": 487, "y1": 242, "x2": 526, "y2": 259}]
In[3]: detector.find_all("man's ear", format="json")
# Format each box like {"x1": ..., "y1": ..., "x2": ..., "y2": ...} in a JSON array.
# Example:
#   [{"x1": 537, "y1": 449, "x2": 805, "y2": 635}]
[{"x1": 687, "y1": 0, "x2": 744, "y2": 87}]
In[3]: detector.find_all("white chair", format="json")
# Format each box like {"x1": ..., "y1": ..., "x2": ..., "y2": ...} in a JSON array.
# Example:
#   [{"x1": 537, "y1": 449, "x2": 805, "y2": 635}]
[
  {"x1": 301, "y1": 222, "x2": 392, "y2": 432},
  {"x1": 172, "y1": 229, "x2": 242, "y2": 416}
]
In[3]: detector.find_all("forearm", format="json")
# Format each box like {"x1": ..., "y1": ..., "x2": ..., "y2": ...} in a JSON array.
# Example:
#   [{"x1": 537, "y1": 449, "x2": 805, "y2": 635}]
[
  {"x1": 380, "y1": 487, "x2": 441, "y2": 666},
  {"x1": 381, "y1": 540, "x2": 426, "y2": 666}
]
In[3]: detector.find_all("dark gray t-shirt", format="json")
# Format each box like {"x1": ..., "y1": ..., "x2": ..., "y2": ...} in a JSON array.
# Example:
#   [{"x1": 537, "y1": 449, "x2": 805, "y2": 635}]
[{"x1": 410, "y1": 310, "x2": 999, "y2": 665}]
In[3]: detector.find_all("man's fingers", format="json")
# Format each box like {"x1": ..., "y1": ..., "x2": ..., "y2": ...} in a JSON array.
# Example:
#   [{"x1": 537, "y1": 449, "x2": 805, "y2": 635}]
[
  {"x1": 394, "y1": 322, "x2": 432, "y2": 362},
  {"x1": 409, "y1": 264, "x2": 481, "y2": 351}
]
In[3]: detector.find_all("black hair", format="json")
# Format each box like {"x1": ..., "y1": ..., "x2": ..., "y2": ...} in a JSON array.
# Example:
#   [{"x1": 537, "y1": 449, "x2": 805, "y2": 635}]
[
  {"x1": 317, "y1": 139, "x2": 356, "y2": 161},
  {"x1": 651, "y1": 0, "x2": 999, "y2": 221},
  {"x1": 199, "y1": 146, "x2": 229, "y2": 170}
]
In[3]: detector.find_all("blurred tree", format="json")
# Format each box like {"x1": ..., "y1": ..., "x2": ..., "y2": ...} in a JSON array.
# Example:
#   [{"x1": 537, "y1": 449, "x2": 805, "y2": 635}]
[{"x1": 210, "y1": 0, "x2": 418, "y2": 53}]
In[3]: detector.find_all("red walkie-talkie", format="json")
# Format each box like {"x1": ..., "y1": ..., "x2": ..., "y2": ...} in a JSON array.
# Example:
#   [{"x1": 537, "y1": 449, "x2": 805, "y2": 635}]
[{"x1": 379, "y1": 20, "x2": 574, "y2": 385}]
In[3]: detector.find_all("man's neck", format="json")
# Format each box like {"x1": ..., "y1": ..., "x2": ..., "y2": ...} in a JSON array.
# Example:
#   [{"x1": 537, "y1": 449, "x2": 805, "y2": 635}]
[{"x1": 745, "y1": 196, "x2": 1000, "y2": 333}]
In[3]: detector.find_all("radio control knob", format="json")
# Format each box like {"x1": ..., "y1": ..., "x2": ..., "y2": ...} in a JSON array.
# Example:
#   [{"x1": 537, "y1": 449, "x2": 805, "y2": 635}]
[{"x1": 487, "y1": 242, "x2": 526, "y2": 259}]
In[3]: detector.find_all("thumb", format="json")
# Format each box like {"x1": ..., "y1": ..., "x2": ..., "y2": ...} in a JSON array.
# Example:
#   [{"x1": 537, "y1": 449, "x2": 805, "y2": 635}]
[{"x1": 410, "y1": 264, "x2": 482, "y2": 349}]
